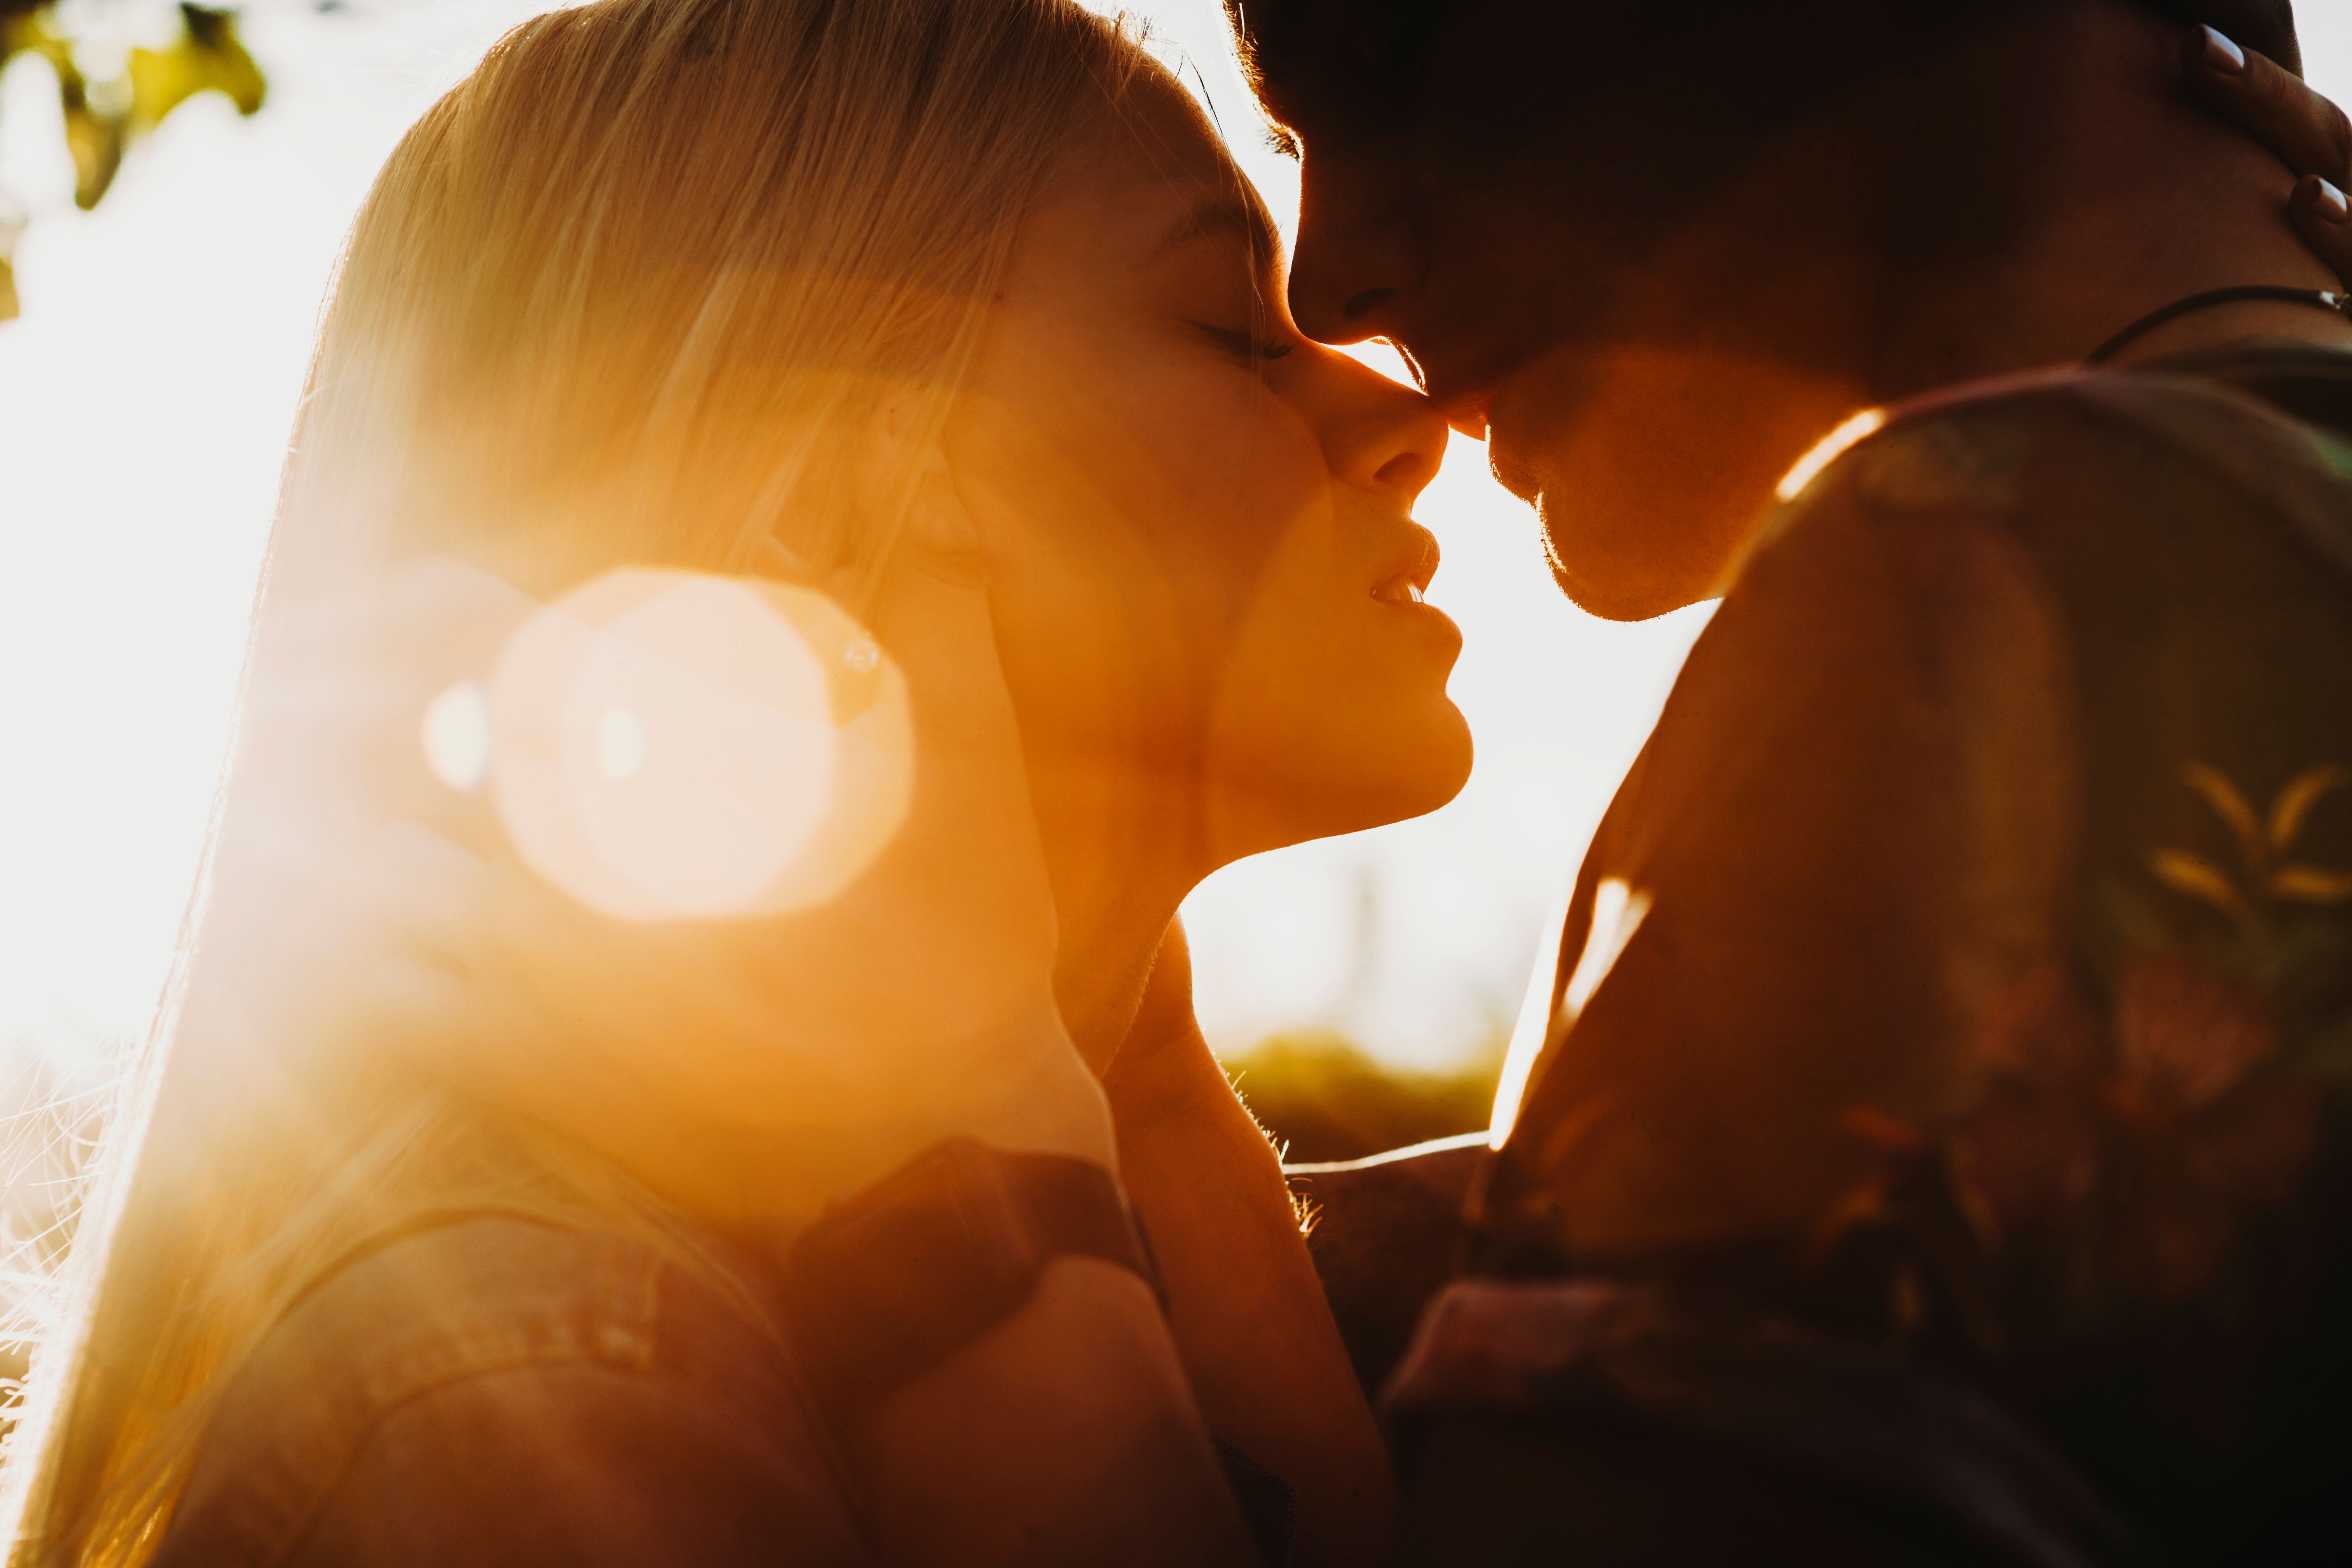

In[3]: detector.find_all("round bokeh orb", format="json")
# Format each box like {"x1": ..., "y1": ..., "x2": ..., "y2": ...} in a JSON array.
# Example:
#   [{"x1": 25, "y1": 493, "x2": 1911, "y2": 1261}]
[{"x1": 486, "y1": 569, "x2": 911, "y2": 921}]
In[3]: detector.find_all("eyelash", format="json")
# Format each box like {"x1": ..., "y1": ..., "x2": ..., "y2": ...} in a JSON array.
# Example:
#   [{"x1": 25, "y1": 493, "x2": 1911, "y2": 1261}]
[{"x1": 1195, "y1": 324, "x2": 1295, "y2": 365}]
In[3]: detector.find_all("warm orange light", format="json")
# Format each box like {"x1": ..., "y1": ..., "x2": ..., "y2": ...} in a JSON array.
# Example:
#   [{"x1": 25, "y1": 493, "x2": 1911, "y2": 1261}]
[
  {"x1": 1774, "y1": 408, "x2": 1885, "y2": 503},
  {"x1": 420, "y1": 681, "x2": 492, "y2": 794},
  {"x1": 1487, "y1": 876, "x2": 1650, "y2": 1148},
  {"x1": 476, "y1": 569, "x2": 911, "y2": 921}
]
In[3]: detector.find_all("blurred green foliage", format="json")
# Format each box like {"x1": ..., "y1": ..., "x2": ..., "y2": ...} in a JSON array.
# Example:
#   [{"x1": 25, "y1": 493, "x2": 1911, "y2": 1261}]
[
  {"x1": 0, "y1": 1, "x2": 266, "y2": 318},
  {"x1": 1224, "y1": 1029, "x2": 1505, "y2": 1165}
]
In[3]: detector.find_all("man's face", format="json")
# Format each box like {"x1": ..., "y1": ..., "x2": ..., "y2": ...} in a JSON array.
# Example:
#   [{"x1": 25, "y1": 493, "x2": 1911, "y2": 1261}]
[{"x1": 1242, "y1": 0, "x2": 1892, "y2": 619}]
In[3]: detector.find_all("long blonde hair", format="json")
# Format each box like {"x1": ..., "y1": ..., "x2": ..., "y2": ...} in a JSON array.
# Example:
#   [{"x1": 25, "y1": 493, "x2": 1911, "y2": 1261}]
[{"x1": 1, "y1": 2, "x2": 1144, "y2": 1560}]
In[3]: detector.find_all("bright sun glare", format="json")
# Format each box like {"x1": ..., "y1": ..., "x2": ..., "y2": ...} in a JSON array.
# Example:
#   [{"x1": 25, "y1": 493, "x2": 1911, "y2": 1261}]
[
  {"x1": 473, "y1": 569, "x2": 911, "y2": 923},
  {"x1": 0, "y1": 0, "x2": 1748, "y2": 1087}
]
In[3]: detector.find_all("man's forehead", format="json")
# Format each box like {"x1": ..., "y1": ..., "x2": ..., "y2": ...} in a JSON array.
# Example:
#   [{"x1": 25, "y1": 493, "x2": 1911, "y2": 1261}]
[
  {"x1": 1236, "y1": 0, "x2": 2310, "y2": 110},
  {"x1": 1227, "y1": 0, "x2": 1457, "y2": 100},
  {"x1": 1227, "y1": 0, "x2": 1538, "y2": 148}
]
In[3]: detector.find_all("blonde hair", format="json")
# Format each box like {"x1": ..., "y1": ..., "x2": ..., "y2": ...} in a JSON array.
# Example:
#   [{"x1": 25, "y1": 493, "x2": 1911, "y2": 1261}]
[{"x1": 0, "y1": 1, "x2": 1145, "y2": 1560}]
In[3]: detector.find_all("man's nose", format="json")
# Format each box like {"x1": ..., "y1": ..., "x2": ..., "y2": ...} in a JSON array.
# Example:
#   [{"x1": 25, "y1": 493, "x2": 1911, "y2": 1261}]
[{"x1": 1288, "y1": 153, "x2": 1421, "y2": 346}]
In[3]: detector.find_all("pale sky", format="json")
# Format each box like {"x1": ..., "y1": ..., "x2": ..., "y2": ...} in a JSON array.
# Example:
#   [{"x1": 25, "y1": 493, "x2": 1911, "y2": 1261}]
[{"x1": 0, "y1": 0, "x2": 2344, "y2": 1080}]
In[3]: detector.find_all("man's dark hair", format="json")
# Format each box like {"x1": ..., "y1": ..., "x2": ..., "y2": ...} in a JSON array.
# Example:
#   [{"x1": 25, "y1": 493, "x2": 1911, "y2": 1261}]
[{"x1": 1227, "y1": 0, "x2": 2303, "y2": 115}]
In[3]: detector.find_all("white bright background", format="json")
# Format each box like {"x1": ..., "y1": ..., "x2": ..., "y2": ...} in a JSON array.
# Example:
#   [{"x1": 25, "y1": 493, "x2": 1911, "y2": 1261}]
[{"x1": 3, "y1": 2, "x2": 2345, "y2": 1082}]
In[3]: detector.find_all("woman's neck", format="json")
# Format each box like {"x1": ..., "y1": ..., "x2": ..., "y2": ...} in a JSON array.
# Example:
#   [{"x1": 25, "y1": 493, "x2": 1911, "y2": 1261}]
[{"x1": 1028, "y1": 756, "x2": 1207, "y2": 1072}]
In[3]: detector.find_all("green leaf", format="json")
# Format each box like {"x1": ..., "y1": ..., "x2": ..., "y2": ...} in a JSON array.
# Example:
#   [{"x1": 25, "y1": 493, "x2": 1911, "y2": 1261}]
[
  {"x1": 63, "y1": 99, "x2": 125, "y2": 212},
  {"x1": 2150, "y1": 847, "x2": 2247, "y2": 919},
  {"x1": 2182, "y1": 762, "x2": 2267, "y2": 877},
  {"x1": 1, "y1": 1, "x2": 50, "y2": 65},
  {"x1": 2268, "y1": 765, "x2": 2350, "y2": 857},
  {"x1": 4, "y1": 3, "x2": 268, "y2": 225},
  {"x1": 2272, "y1": 864, "x2": 2352, "y2": 905},
  {"x1": 0, "y1": 185, "x2": 20, "y2": 321},
  {"x1": 128, "y1": 6, "x2": 266, "y2": 129}
]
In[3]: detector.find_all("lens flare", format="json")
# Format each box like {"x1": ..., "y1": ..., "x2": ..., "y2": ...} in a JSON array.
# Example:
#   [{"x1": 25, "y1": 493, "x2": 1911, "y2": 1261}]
[
  {"x1": 483, "y1": 569, "x2": 911, "y2": 921},
  {"x1": 596, "y1": 706, "x2": 648, "y2": 780},
  {"x1": 420, "y1": 681, "x2": 492, "y2": 793}
]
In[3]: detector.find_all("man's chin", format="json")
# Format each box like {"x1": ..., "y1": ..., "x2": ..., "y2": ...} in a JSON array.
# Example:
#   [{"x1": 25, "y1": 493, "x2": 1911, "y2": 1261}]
[
  {"x1": 1538, "y1": 495, "x2": 1719, "y2": 623},
  {"x1": 1488, "y1": 342, "x2": 1753, "y2": 619},
  {"x1": 1489, "y1": 437, "x2": 1679, "y2": 620},
  {"x1": 1484, "y1": 426, "x2": 1545, "y2": 508},
  {"x1": 1482, "y1": 332, "x2": 1608, "y2": 501}
]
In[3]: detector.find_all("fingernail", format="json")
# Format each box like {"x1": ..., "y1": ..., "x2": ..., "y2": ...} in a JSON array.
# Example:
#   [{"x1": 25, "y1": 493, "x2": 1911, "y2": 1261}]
[
  {"x1": 2317, "y1": 178, "x2": 2350, "y2": 224},
  {"x1": 2197, "y1": 24, "x2": 2246, "y2": 74}
]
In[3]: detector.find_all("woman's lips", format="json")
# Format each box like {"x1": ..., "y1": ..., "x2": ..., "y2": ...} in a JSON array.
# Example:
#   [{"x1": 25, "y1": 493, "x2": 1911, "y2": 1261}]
[{"x1": 1370, "y1": 526, "x2": 1441, "y2": 607}]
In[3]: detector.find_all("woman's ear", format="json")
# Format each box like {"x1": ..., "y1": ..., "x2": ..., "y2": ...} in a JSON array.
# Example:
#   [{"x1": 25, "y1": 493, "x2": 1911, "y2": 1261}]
[
  {"x1": 901, "y1": 441, "x2": 982, "y2": 561},
  {"x1": 856, "y1": 392, "x2": 984, "y2": 568}
]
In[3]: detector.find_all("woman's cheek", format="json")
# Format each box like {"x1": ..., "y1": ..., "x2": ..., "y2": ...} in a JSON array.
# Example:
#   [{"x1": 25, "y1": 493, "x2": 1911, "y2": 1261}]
[{"x1": 1177, "y1": 383, "x2": 1325, "y2": 519}]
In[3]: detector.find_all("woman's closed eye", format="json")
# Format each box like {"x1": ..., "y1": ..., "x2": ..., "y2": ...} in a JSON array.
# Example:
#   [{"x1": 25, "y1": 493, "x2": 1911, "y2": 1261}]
[{"x1": 1192, "y1": 321, "x2": 1295, "y2": 366}]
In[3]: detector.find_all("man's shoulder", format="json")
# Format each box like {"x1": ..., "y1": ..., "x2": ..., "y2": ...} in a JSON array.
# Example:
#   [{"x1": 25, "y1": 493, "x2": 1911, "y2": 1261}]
[
  {"x1": 155, "y1": 1214, "x2": 857, "y2": 1568},
  {"x1": 1776, "y1": 348, "x2": 2352, "y2": 588}
]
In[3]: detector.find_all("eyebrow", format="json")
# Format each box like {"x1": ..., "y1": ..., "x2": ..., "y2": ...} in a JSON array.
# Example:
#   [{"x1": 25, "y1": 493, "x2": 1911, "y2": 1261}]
[{"x1": 1151, "y1": 197, "x2": 1284, "y2": 269}]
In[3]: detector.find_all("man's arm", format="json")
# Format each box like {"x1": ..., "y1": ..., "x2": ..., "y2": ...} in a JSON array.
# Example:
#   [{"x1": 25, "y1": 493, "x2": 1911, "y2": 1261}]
[{"x1": 1289, "y1": 1138, "x2": 1486, "y2": 1399}]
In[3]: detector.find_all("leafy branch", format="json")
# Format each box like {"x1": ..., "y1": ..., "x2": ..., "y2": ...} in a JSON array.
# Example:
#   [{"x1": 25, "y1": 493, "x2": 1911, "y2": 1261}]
[{"x1": 0, "y1": 1, "x2": 266, "y2": 319}]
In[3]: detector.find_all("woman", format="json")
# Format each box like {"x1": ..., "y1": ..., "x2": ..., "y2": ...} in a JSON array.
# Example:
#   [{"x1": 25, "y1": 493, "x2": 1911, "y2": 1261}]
[
  {"x1": 18, "y1": 4, "x2": 2352, "y2": 1565},
  {"x1": 0, "y1": 1, "x2": 1461, "y2": 1562}
]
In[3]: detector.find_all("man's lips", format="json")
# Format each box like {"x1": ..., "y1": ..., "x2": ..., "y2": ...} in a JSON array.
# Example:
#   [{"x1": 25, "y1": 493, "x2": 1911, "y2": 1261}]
[{"x1": 1455, "y1": 352, "x2": 1553, "y2": 504}]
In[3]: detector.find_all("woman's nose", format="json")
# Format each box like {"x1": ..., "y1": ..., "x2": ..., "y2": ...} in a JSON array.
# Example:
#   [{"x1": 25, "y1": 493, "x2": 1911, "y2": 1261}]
[
  {"x1": 1314, "y1": 350, "x2": 1449, "y2": 502},
  {"x1": 1288, "y1": 152, "x2": 1423, "y2": 347}
]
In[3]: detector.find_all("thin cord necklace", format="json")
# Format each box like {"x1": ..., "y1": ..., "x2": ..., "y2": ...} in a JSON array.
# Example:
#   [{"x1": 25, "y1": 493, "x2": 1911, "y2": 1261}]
[{"x1": 2085, "y1": 284, "x2": 2350, "y2": 365}]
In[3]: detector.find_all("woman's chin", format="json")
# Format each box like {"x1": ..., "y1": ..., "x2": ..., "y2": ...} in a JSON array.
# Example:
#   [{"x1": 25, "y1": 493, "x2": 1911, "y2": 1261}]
[
  {"x1": 1210, "y1": 705, "x2": 1474, "y2": 858},
  {"x1": 1394, "y1": 704, "x2": 1476, "y2": 818}
]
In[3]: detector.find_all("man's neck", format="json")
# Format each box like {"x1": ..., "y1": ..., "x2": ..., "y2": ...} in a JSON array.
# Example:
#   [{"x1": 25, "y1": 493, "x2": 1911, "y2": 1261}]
[{"x1": 1868, "y1": 4, "x2": 2352, "y2": 401}]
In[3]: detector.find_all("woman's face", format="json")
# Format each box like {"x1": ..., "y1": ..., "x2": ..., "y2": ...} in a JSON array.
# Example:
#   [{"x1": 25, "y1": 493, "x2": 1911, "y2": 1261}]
[{"x1": 946, "y1": 70, "x2": 1470, "y2": 864}]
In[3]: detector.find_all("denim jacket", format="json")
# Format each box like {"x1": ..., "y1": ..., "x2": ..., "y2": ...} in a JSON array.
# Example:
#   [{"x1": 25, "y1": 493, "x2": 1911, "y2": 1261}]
[
  {"x1": 148, "y1": 1213, "x2": 1297, "y2": 1567},
  {"x1": 149, "y1": 1215, "x2": 875, "y2": 1568}
]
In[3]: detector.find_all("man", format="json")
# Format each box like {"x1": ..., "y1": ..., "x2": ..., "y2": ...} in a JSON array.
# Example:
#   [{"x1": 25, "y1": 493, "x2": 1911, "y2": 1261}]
[
  {"x1": 1237, "y1": 0, "x2": 2352, "y2": 1560},
  {"x1": 314, "y1": 6, "x2": 2352, "y2": 1561}
]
